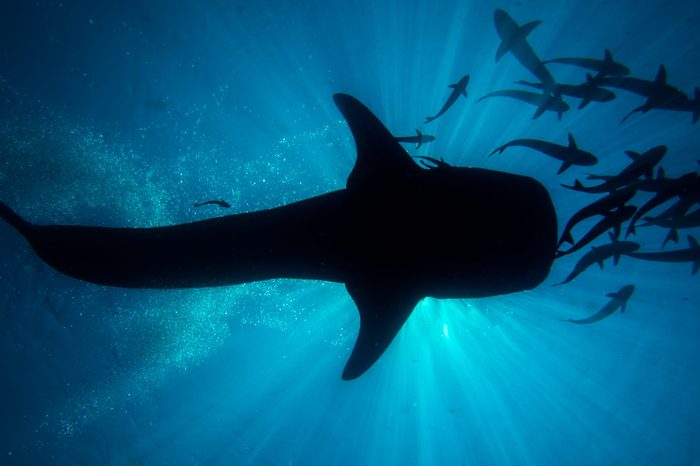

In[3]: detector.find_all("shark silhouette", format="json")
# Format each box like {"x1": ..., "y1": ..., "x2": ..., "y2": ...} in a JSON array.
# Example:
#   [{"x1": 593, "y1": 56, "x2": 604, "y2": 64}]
[
  {"x1": 424, "y1": 74, "x2": 470, "y2": 124},
  {"x1": 0, "y1": 94, "x2": 558, "y2": 380},
  {"x1": 544, "y1": 49, "x2": 630, "y2": 78},
  {"x1": 565, "y1": 285, "x2": 635, "y2": 324},
  {"x1": 493, "y1": 9, "x2": 557, "y2": 93},
  {"x1": 489, "y1": 133, "x2": 598, "y2": 175},
  {"x1": 554, "y1": 233, "x2": 639, "y2": 286},
  {"x1": 476, "y1": 89, "x2": 570, "y2": 120},
  {"x1": 516, "y1": 74, "x2": 616, "y2": 109}
]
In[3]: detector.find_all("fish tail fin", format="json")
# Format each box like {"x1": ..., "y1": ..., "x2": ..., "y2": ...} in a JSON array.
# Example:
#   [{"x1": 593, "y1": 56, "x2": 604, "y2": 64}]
[
  {"x1": 662, "y1": 228, "x2": 678, "y2": 248},
  {"x1": 620, "y1": 105, "x2": 643, "y2": 124},
  {"x1": 489, "y1": 145, "x2": 506, "y2": 157}
]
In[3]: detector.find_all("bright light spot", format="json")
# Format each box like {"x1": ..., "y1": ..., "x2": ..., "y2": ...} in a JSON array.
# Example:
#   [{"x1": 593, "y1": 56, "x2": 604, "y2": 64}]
[{"x1": 442, "y1": 323, "x2": 449, "y2": 338}]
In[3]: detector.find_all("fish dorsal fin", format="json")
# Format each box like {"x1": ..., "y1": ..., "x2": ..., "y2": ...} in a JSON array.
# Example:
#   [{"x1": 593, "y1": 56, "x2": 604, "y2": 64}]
[
  {"x1": 689, "y1": 235, "x2": 699, "y2": 249},
  {"x1": 585, "y1": 73, "x2": 595, "y2": 84},
  {"x1": 343, "y1": 281, "x2": 420, "y2": 380},
  {"x1": 334, "y1": 94, "x2": 420, "y2": 190},
  {"x1": 655, "y1": 65, "x2": 667, "y2": 84},
  {"x1": 568, "y1": 133, "x2": 577, "y2": 150},
  {"x1": 625, "y1": 150, "x2": 641, "y2": 161},
  {"x1": 416, "y1": 129, "x2": 422, "y2": 137},
  {"x1": 604, "y1": 49, "x2": 612, "y2": 62},
  {"x1": 657, "y1": 167, "x2": 665, "y2": 179},
  {"x1": 608, "y1": 231, "x2": 617, "y2": 243},
  {"x1": 519, "y1": 20, "x2": 542, "y2": 38}
]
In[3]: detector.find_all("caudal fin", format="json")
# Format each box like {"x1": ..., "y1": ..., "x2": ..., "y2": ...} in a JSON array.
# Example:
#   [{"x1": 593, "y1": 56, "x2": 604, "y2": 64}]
[{"x1": 0, "y1": 201, "x2": 31, "y2": 238}]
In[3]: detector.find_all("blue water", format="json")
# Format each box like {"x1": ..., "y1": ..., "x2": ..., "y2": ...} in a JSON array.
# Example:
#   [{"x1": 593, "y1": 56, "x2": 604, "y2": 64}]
[{"x1": 1, "y1": 1, "x2": 699, "y2": 465}]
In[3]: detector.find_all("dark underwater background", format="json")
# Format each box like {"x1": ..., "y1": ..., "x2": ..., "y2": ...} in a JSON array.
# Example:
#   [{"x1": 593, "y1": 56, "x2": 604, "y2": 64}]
[{"x1": 1, "y1": 0, "x2": 699, "y2": 465}]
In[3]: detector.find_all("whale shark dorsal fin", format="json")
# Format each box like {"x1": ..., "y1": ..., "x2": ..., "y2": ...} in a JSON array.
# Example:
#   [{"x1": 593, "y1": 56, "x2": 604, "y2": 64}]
[
  {"x1": 520, "y1": 20, "x2": 542, "y2": 38},
  {"x1": 608, "y1": 231, "x2": 617, "y2": 243},
  {"x1": 333, "y1": 94, "x2": 420, "y2": 190},
  {"x1": 342, "y1": 281, "x2": 420, "y2": 380},
  {"x1": 567, "y1": 133, "x2": 577, "y2": 150},
  {"x1": 604, "y1": 49, "x2": 612, "y2": 62},
  {"x1": 655, "y1": 65, "x2": 667, "y2": 85}
]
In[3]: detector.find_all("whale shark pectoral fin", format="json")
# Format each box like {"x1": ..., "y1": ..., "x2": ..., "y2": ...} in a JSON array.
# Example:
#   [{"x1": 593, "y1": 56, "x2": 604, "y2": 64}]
[
  {"x1": 342, "y1": 281, "x2": 420, "y2": 380},
  {"x1": 333, "y1": 94, "x2": 421, "y2": 191}
]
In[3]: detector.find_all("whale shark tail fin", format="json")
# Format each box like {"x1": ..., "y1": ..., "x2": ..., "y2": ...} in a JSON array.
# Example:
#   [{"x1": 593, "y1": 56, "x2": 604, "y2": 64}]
[{"x1": 0, "y1": 201, "x2": 31, "y2": 238}]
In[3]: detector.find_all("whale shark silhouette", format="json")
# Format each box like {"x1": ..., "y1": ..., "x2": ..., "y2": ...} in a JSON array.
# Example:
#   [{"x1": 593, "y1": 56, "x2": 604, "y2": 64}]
[{"x1": 0, "y1": 94, "x2": 558, "y2": 380}]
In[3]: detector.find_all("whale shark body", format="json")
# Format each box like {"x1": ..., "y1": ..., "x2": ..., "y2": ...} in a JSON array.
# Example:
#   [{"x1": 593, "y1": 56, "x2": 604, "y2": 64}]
[{"x1": 0, "y1": 94, "x2": 558, "y2": 380}]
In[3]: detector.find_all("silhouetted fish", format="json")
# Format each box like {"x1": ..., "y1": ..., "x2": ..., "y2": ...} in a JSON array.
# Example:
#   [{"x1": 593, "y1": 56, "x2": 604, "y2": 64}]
[
  {"x1": 490, "y1": 133, "x2": 597, "y2": 174},
  {"x1": 425, "y1": 75, "x2": 470, "y2": 124},
  {"x1": 557, "y1": 205, "x2": 636, "y2": 257},
  {"x1": 563, "y1": 145, "x2": 666, "y2": 193},
  {"x1": 544, "y1": 49, "x2": 630, "y2": 78},
  {"x1": 395, "y1": 129, "x2": 436, "y2": 149},
  {"x1": 493, "y1": 9, "x2": 557, "y2": 93},
  {"x1": 624, "y1": 235, "x2": 700, "y2": 275},
  {"x1": 517, "y1": 73, "x2": 616, "y2": 109},
  {"x1": 477, "y1": 89, "x2": 569, "y2": 120},
  {"x1": 554, "y1": 233, "x2": 639, "y2": 285},
  {"x1": 565, "y1": 285, "x2": 635, "y2": 324}
]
